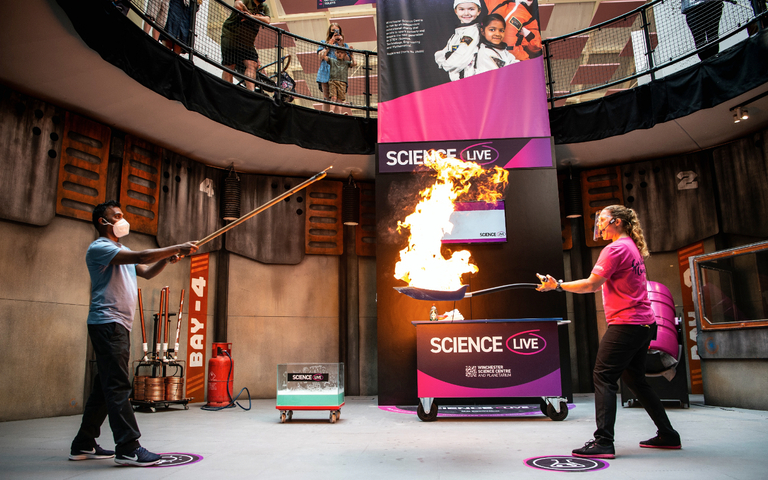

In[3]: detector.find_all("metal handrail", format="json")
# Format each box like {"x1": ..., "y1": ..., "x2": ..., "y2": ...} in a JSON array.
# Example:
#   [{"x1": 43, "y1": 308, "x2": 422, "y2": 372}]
[
  {"x1": 542, "y1": 0, "x2": 765, "y2": 107},
  {"x1": 128, "y1": 0, "x2": 378, "y2": 118},
  {"x1": 126, "y1": 0, "x2": 764, "y2": 114}
]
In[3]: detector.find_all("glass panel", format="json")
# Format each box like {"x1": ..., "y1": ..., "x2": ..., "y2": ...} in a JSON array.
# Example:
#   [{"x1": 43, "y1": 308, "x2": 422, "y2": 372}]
[
  {"x1": 698, "y1": 249, "x2": 768, "y2": 325},
  {"x1": 276, "y1": 363, "x2": 345, "y2": 407}
]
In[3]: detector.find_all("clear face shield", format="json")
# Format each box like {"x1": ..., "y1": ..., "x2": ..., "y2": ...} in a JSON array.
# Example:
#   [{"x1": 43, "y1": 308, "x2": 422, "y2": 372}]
[{"x1": 593, "y1": 210, "x2": 615, "y2": 241}]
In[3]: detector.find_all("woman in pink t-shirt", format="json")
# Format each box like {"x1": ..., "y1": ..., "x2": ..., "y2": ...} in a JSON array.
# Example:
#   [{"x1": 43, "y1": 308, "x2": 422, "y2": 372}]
[{"x1": 538, "y1": 205, "x2": 680, "y2": 459}]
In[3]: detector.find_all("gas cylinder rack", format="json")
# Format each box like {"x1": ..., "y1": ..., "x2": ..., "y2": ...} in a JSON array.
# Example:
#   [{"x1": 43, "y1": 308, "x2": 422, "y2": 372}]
[{"x1": 130, "y1": 287, "x2": 191, "y2": 412}]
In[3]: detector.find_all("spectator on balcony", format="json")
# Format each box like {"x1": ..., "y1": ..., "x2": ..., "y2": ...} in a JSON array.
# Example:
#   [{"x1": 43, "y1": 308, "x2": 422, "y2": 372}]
[
  {"x1": 317, "y1": 24, "x2": 352, "y2": 112},
  {"x1": 320, "y1": 41, "x2": 355, "y2": 113},
  {"x1": 221, "y1": 0, "x2": 271, "y2": 92},
  {"x1": 144, "y1": 0, "x2": 170, "y2": 41},
  {"x1": 112, "y1": 0, "x2": 131, "y2": 16},
  {"x1": 162, "y1": 0, "x2": 199, "y2": 54},
  {"x1": 682, "y1": 0, "x2": 724, "y2": 61},
  {"x1": 750, "y1": 0, "x2": 767, "y2": 32}
]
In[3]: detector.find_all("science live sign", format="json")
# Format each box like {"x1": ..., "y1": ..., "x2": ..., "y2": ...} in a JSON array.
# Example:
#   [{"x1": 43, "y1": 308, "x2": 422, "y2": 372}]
[
  {"x1": 185, "y1": 253, "x2": 210, "y2": 401},
  {"x1": 318, "y1": 0, "x2": 375, "y2": 8},
  {"x1": 415, "y1": 320, "x2": 561, "y2": 398}
]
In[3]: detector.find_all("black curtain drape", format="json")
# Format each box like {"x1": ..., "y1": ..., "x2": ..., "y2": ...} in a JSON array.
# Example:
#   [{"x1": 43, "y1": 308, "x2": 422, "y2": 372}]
[
  {"x1": 550, "y1": 30, "x2": 768, "y2": 145},
  {"x1": 55, "y1": 0, "x2": 377, "y2": 155}
]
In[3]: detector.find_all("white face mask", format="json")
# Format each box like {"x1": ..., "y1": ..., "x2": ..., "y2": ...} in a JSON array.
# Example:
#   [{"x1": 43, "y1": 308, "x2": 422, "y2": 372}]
[{"x1": 103, "y1": 218, "x2": 131, "y2": 238}]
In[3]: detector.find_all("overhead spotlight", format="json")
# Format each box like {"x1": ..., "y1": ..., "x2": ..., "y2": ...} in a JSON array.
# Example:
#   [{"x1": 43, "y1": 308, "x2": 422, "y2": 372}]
[{"x1": 733, "y1": 106, "x2": 750, "y2": 123}]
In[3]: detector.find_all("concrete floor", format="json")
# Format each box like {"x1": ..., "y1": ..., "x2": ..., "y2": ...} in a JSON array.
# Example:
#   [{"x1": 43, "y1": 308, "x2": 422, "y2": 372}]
[{"x1": 0, "y1": 394, "x2": 766, "y2": 479}]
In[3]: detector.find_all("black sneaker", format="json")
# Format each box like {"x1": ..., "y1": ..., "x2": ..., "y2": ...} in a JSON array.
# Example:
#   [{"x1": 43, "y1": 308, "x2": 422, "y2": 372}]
[
  {"x1": 114, "y1": 447, "x2": 162, "y2": 467},
  {"x1": 572, "y1": 439, "x2": 615, "y2": 459},
  {"x1": 640, "y1": 432, "x2": 681, "y2": 449},
  {"x1": 68, "y1": 444, "x2": 115, "y2": 461}
]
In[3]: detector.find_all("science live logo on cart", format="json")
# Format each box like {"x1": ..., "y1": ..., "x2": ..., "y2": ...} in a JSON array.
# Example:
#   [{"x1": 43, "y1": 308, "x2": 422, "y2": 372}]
[{"x1": 429, "y1": 329, "x2": 547, "y2": 355}]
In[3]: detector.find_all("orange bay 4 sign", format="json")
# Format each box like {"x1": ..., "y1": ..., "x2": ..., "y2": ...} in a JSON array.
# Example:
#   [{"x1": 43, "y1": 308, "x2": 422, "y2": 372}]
[{"x1": 185, "y1": 253, "x2": 210, "y2": 401}]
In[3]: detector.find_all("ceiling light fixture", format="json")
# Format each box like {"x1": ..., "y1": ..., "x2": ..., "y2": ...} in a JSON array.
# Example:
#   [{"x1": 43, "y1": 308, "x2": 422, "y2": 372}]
[{"x1": 729, "y1": 89, "x2": 768, "y2": 124}]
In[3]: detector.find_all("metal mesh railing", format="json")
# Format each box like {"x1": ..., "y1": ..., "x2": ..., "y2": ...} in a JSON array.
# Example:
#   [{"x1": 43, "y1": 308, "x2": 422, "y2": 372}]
[
  {"x1": 123, "y1": 0, "x2": 764, "y2": 115},
  {"x1": 128, "y1": 0, "x2": 377, "y2": 118},
  {"x1": 543, "y1": 0, "x2": 765, "y2": 107}
]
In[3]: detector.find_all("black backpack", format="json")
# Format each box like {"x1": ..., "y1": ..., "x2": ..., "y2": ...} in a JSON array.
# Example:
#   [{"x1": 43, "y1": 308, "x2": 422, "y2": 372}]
[{"x1": 278, "y1": 55, "x2": 296, "y2": 103}]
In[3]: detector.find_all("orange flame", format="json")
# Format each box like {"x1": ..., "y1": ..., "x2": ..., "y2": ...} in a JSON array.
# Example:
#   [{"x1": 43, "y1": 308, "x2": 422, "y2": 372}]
[{"x1": 394, "y1": 152, "x2": 509, "y2": 291}]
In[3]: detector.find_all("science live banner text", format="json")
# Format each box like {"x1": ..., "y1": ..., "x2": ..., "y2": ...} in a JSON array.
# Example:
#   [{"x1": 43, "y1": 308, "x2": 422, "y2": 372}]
[
  {"x1": 415, "y1": 319, "x2": 561, "y2": 398},
  {"x1": 378, "y1": 0, "x2": 552, "y2": 166}
]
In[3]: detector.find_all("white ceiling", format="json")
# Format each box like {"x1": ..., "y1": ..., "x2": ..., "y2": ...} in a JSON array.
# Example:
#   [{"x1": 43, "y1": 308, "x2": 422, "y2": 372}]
[{"x1": 0, "y1": 0, "x2": 766, "y2": 180}]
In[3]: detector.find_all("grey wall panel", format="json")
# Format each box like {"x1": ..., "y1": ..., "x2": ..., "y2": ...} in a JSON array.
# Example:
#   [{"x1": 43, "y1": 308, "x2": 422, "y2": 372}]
[
  {"x1": 157, "y1": 151, "x2": 223, "y2": 253},
  {"x1": 713, "y1": 131, "x2": 768, "y2": 238},
  {"x1": 226, "y1": 254, "x2": 339, "y2": 397},
  {"x1": 0, "y1": 88, "x2": 63, "y2": 225},
  {"x1": 621, "y1": 153, "x2": 718, "y2": 252},
  {"x1": 701, "y1": 359, "x2": 768, "y2": 410},
  {"x1": 697, "y1": 327, "x2": 768, "y2": 359},
  {"x1": 226, "y1": 174, "x2": 305, "y2": 265}
]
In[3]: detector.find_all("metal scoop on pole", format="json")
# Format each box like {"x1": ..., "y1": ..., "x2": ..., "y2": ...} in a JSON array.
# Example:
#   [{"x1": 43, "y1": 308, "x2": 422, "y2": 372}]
[{"x1": 394, "y1": 282, "x2": 540, "y2": 302}]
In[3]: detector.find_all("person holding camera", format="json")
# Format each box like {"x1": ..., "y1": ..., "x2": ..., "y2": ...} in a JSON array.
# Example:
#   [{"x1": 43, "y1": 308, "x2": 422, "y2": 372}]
[
  {"x1": 316, "y1": 23, "x2": 351, "y2": 111},
  {"x1": 320, "y1": 38, "x2": 355, "y2": 114}
]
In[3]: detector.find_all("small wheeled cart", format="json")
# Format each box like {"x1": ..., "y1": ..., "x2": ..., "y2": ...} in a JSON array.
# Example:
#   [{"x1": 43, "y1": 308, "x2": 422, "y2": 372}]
[
  {"x1": 413, "y1": 318, "x2": 569, "y2": 422},
  {"x1": 276, "y1": 363, "x2": 345, "y2": 423}
]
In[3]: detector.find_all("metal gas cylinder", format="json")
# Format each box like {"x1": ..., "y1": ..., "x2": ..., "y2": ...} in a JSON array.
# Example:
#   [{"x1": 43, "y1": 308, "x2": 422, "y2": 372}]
[{"x1": 206, "y1": 342, "x2": 233, "y2": 407}]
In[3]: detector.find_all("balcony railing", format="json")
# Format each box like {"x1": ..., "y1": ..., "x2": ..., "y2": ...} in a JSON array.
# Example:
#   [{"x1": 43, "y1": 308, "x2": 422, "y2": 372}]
[
  {"x1": 126, "y1": 0, "x2": 765, "y2": 115},
  {"x1": 127, "y1": 0, "x2": 378, "y2": 118},
  {"x1": 543, "y1": 0, "x2": 765, "y2": 107}
]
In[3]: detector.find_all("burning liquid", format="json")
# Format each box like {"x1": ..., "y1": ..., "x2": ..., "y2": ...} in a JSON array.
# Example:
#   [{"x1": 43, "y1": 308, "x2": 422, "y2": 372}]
[{"x1": 394, "y1": 152, "x2": 509, "y2": 291}]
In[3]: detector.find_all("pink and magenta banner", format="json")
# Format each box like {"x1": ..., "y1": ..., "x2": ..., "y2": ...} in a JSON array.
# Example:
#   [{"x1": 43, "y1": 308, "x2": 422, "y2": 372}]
[{"x1": 377, "y1": 0, "x2": 552, "y2": 170}]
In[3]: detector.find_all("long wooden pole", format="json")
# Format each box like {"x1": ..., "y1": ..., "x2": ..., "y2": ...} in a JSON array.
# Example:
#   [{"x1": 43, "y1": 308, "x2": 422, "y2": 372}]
[
  {"x1": 138, "y1": 288, "x2": 148, "y2": 360},
  {"x1": 173, "y1": 289, "x2": 185, "y2": 361},
  {"x1": 195, "y1": 166, "x2": 332, "y2": 247}
]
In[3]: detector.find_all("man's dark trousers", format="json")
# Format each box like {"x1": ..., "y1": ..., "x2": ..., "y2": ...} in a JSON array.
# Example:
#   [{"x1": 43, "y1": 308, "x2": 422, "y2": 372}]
[{"x1": 72, "y1": 322, "x2": 141, "y2": 452}]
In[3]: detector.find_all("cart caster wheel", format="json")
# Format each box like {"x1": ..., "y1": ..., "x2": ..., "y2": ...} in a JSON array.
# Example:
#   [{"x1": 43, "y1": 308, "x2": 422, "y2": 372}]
[
  {"x1": 184, "y1": 405, "x2": 189, "y2": 410},
  {"x1": 287, "y1": 410, "x2": 293, "y2": 420},
  {"x1": 539, "y1": 399, "x2": 548, "y2": 416},
  {"x1": 280, "y1": 412, "x2": 286, "y2": 423},
  {"x1": 330, "y1": 412, "x2": 337, "y2": 423},
  {"x1": 546, "y1": 401, "x2": 568, "y2": 421},
  {"x1": 334, "y1": 410, "x2": 340, "y2": 420},
  {"x1": 150, "y1": 407, "x2": 156, "y2": 413},
  {"x1": 417, "y1": 401, "x2": 438, "y2": 422}
]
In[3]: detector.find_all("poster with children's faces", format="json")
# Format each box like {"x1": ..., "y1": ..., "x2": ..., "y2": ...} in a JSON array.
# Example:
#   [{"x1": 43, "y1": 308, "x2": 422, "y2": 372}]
[
  {"x1": 378, "y1": 0, "x2": 550, "y2": 145},
  {"x1": 379, "y1": 0, "x2": 543, "y2": 101}
]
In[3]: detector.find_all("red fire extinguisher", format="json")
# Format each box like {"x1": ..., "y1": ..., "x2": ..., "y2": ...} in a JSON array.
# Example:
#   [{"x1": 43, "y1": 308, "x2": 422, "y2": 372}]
[{"x1": 206, "y1": 342, "x2": 233, "y2": 407}]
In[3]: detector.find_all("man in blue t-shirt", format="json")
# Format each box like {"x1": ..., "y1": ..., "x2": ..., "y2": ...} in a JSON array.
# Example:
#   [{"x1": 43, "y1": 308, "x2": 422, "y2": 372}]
[{"x1": 69, "y1": 200, "x2": 198, "y2": 467}]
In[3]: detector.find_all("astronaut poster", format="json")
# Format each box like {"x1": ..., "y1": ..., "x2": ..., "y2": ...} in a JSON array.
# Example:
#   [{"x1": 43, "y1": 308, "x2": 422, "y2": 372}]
[{"x1": 377, "y1": 0, "x2": 553, "y2": 167}]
